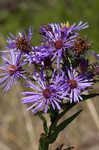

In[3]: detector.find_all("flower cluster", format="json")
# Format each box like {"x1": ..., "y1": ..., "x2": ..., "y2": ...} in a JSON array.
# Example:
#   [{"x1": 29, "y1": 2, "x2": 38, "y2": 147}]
[{"x1": 0, "y1": 21, "x2": 97, "y2": 113}]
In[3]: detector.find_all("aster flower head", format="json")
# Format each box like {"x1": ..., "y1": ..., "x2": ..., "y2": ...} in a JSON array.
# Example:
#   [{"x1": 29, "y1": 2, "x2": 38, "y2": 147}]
[
  {"x1": 21, "y1": 69, "x2": 68, "y2": 113},
  {"x1": 40, "y1": 23, "x2": 74, "y2": 47},
  {"x1": 62, "y1": 66, "x2": 93, "y2": 103},
  {"x1": 6, "y1": 27, "x2": 33, "y2": 54},
  {"x1": 61, "y1": 21, "x2": 88, "y2": 37},
  {"x1": 0, "y1": 50, "x2": 26, "y2": 91},
  {"x1": 40, "y1": 23, "x2": 74, "y2": 68}
]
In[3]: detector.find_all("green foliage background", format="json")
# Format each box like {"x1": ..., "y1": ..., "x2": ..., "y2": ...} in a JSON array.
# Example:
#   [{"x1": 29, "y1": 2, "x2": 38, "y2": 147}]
[{"x1": 0, "y1": 0, "x2": 99, "y2": 52}]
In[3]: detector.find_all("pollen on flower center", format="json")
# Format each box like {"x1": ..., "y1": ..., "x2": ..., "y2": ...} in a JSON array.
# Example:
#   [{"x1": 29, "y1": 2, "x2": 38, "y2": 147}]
[
  {"x1": 61, "y1": 22, "x2": 70, "y2": 30},
  {"x1": 15, "y1": 36, "x2": 31, "y2": 53},
  {"x1": 8, "y1": 65, "x2": 17, "y2": 75},
  {"x1": 43, "y1": 88, "x2": 51, "y2": 99},
  {"x1": 55, "y1": 40, "x2": 63, "y2": 49},
  {"x1": 69, "y1": 80, "x2": 77, "y2": 88}
]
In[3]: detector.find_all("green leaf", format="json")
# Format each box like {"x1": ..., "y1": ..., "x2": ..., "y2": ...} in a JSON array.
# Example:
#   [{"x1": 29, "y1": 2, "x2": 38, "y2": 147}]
[
  {"x1": 49, "y1": 93, "x2": 98, "y2": 136},
  {"x1": 38, "y1": 112, "x2": 49, "y2": 135},
  {"x1": 49, "y1": 102, "x2": 76, "y2": 133},
  {"x1": 49, "y1": 109, "x2": 82, "y2": 144},
  {"x1": 82, "y1": 93, "x2": 99, "y2": 101},
  {"x1": 59, "y1": 102, "x2": 76, "y2": 120},
  {"x1": 94, "y1": 79, "x2": 99, "y2": 83}
]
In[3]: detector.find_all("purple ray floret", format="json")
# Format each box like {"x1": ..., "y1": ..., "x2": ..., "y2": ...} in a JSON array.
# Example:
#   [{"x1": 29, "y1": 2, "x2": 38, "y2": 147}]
[
  {"x1": 0, "y1": 50, "x2": 26, "y2": 91},
  {"x1": 61, "y1": 21, "x2": 88, "y2": 37},
  {"x1": 23, "y1": 44, "x2": 54, "y2": 65},
  {"x1": 21, "y1": 70, "x2": 68, "y2": 113},
  {"x1": 62, "y1": 66, "x2": 93, "y2": 103},
  {"x1": 23, "y1": 46, "x2": 41, "y2": 65}
]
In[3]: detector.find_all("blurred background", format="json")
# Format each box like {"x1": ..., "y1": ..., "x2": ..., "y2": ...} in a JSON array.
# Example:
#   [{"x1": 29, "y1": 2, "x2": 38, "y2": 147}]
[{"x1": 0, "y1": 0, "x2": 99, "y2": 150}]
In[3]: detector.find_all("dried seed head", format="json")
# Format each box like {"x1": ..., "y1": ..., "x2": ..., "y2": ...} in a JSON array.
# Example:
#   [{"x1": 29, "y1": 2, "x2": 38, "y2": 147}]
[
  {"x1": 15, "y1": 36, "x2": 31, "y2": 53},
  {"x1": 74, "y1": 37, "x2": 91, "y2": 55}
]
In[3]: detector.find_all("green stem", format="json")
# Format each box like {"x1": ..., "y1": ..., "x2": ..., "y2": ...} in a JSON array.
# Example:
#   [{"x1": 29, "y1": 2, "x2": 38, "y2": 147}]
[{"x1": 39, "y1": 134, "x2": 49, "y2": 150}]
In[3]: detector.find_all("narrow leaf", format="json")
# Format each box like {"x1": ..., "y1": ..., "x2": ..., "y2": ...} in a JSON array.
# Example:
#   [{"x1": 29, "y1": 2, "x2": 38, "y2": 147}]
[
  {"x1": 49, "y1": 109, "x2": 82, "y2": 143},
  {"x1": 82, "y1": 93, "x2": 99, "y2": 101},
  {"x1": 59, "y1": 102, "x2": 76, "y2": 120},
  {"x1": 94, "y1": 79, "x2": 99, "y2": 83},
  {"x1": 49, "y1": 102, "x2": 76, "y2": 133}
]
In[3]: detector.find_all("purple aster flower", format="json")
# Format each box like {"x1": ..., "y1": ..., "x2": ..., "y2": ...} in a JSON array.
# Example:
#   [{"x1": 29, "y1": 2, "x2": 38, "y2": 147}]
[
  {"x1": 3, "y1": 27, "x2": 33, "y2": 55},
  {"x1": 62, "y1": 66, "x2": 93, "y2": 103},
  {"x1": 40, "y1": 24, "x2": 74, "y2": 68},
  {"x1": 21, "y1": 70, "x2": 68, "y2": 113},
  {"x1": 61, "y1": 21, "x2": 88, "y2": 37},
  {"x1": 0, "y1": 50, "x2": 26, "y2": 91}
]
